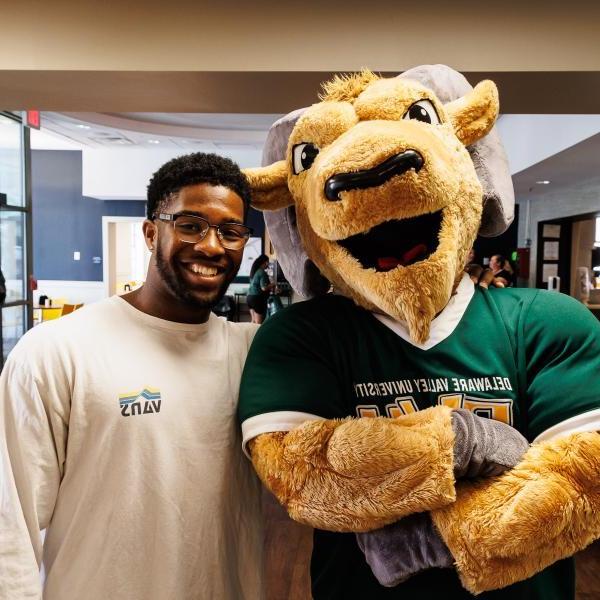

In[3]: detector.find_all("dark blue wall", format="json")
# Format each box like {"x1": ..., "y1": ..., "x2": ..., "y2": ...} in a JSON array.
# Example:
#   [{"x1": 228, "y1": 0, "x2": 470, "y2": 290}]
[
  {"x1": 31, "y1": 150, "x2": 265, "y2": 282},
  {"x1": 32, "y1": 150, "x2": 146, "y2": 281}
]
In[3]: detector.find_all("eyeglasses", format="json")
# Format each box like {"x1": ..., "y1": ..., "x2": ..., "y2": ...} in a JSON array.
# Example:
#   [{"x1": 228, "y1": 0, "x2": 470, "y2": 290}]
[{"x1": 156, "y1": 212, "x2": 253, "y2": 250}]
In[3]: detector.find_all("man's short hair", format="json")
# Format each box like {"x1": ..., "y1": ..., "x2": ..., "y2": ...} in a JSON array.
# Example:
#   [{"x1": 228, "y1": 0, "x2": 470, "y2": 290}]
[{"x1": 146, "y1": 153, "x2": 251, "y2": 220}]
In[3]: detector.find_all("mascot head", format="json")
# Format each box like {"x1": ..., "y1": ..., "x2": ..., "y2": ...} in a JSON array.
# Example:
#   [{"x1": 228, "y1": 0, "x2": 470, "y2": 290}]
[{"x1": 245, "y1": 65, "x2": 513, "y2": 343}]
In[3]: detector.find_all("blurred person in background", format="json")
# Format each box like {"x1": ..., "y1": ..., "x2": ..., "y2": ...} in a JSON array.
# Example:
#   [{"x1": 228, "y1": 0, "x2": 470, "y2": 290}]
[
  {"x1": 490, "y1": 254, "x2": 514, "y2": 287},
  {"x1": 247, "y1": 254, "x2": 275, "y2": 324}
]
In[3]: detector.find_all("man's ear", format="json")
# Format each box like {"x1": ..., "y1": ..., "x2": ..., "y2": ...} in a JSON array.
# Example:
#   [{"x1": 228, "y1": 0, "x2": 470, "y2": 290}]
[
  {"x1": 446, "y1": 80, "x2": 499, "y2": 147},
  {"x1": 244, "y1": 161, "x2": 294, "y2": 211},
  {"x1": 142, "y1": 219, "x2": 156, "y2": 252}
]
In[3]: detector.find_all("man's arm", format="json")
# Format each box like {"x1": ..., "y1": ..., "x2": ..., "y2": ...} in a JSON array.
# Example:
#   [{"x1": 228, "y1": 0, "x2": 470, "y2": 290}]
[
  {"x1": 248, "y1": 406, "x2": 457, "y2": 532},
  {"x1": 0, "y1": 347, "x2": 67, "y2": 598}
]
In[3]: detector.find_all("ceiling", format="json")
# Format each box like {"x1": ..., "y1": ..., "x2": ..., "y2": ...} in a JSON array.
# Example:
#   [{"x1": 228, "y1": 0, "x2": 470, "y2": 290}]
[
  {"x1": 512, "y1": 132, "x2": 600, "y2": 202},
  {"x1": 38, "y1": 111, "x2": 283, "y2": 150},
  {"x1": 5, "y1": 71, "x2": 600, "y2": 114},
  {"x1": 33, "y1": 110, "x2": 600, "y2": 207}
]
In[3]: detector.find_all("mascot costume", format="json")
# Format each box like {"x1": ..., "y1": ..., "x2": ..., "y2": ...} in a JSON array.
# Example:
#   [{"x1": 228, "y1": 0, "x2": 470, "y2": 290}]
[{"x1": 237, "y1": 65, "x2": 600, "y2": 599}]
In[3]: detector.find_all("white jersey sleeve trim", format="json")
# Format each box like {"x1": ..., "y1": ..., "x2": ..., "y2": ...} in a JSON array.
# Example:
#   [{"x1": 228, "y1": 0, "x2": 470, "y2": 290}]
[
  {"x1": 241, "y1": 411, "x2": 325, "y2": 458},
  {"x1": 372, "y1": 273, "x2": 475, "y2": 350},
  {"x1": 533, "y1": 408, "x2": 600, "y2": 443}
]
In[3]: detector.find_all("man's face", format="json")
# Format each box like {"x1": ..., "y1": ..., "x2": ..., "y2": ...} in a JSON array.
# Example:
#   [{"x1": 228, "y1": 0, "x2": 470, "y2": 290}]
[
  {"x1": 149, "y1": 183, "x2": 245, "y2": 309},
  {"x1": 490, "y1": 255, "x2": 501, "y2": 271}
]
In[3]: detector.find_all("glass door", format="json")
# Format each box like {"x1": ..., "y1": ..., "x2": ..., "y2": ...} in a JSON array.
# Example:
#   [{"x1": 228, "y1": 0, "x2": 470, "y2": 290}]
[{"x1": 0, "y1": 112, "x2": 32, "y2": 369}]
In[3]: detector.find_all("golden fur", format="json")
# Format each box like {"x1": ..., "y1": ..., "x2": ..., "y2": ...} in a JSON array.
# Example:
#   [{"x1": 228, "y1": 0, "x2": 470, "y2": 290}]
[
  {"x1": 249, "y1": 406, "x2": 455, "y2": 531},
  {"x1": 432, "y1": 431, "x2": 600, "y2": 594},
  {"x1": 319, "y1": 69, "x2": 380, "y2": 103}
]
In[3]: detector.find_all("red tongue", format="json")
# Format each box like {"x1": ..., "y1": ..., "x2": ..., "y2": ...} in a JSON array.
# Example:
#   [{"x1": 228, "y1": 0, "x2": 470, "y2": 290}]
[
  {"x1": 376, "y1": 243, "x2": 428, "y2": 271},
  {"x1": 376, "y1": 257, "x2": 401, "y2": 271},
  {"x1": 402, "y1": 243, "x2": 428, "y2": 264}
]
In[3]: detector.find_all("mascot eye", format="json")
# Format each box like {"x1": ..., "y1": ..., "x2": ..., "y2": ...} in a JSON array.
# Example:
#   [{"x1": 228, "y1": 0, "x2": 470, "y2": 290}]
[
  {"x1": 403, "y1": 100, "x2": 440, "y2": 125},
  {"x1": 292, "y1": 143, "x2": 320, "y2": 175}
]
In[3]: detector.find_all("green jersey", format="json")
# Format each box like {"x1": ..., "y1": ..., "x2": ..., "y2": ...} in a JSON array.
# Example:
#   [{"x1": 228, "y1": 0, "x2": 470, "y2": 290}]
[{"x1": 239, "y1": 276, "x2": 600, "y2": 600}]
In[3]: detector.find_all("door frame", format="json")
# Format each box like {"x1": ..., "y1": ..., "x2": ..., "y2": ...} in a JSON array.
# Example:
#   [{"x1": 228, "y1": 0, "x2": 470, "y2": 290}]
[{"x1": 101, "y1": 215, "x2": 147, "y2": 298}]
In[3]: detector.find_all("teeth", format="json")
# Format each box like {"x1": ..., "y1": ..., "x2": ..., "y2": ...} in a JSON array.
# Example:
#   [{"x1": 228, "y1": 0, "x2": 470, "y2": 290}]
[{"x1": 188, "y1": 264, "x2": 218, "y2": 276}]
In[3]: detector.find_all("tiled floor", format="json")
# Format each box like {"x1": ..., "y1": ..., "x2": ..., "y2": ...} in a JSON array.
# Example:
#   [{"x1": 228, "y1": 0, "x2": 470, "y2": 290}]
[{"x1": 264, "y1": 493, "x2": 600, "y2": 600}]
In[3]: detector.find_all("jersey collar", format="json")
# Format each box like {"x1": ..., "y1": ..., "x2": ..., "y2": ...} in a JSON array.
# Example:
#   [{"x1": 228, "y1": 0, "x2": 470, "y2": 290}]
[{"x1": 372, "y1": 273, "x2": 475, "y2": 350}]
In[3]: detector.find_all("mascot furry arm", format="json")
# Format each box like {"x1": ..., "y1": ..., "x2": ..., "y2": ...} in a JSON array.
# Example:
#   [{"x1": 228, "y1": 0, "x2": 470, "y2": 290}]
[
  {"x1": 432, "y1": 430, "x2": 600, "y2": 593},
  {"x1": 239, "y1": 68, "x2": 600, "y2": 594},
  {"x1": 248, "y1": 407, "x2": 456, "y2": 531}
]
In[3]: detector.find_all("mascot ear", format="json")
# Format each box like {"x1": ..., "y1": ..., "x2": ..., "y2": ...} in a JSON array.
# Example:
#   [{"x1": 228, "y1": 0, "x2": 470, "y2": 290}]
[
  {"x1": 446, "y1": 80, "x2": 499, "y2": 147},
  {"x1": 244, "y1": 161, "x2": 294, "y2": 211}
]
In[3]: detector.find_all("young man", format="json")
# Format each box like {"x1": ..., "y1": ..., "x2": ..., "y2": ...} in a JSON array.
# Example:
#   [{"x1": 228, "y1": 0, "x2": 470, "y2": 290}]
[{"x1": 0, "y1": 153, "x2": 264, "y2": 599}]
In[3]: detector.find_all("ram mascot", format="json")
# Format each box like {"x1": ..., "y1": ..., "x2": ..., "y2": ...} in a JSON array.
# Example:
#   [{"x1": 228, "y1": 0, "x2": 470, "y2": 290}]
[{"x1": 238, "y1": 65, "x2": 600, "y2": 599}]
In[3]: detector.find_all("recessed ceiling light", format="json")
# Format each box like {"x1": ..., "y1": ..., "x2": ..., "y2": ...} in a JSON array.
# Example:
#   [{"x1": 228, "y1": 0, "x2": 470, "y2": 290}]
[
  {"x1": 77, "y1": 124, "x2": 91, "y2": 130},
  {"x1": 536, "y1": 180, "x2": 551, "y2": 185},
  {"x1": 148, "y1": 139, "x2": 160, "y2": 144}
]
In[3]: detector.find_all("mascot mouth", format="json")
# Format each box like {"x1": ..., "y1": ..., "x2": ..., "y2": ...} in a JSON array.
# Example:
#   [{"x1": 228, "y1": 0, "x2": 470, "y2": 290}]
[{"x1": 337, "y1": 210, "x2": 443, "y2": 272}]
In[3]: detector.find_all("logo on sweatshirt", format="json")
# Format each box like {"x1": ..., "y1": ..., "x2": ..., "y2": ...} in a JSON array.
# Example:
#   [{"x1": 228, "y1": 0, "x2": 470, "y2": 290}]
[{"x1": 119, "y1": 387, "x2": 162, "y2": 417}]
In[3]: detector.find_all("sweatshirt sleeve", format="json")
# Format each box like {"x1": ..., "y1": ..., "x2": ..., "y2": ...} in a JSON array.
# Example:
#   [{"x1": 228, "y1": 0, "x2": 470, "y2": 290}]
[{"x1": 0, "y1": 341, "x2": 68, "y2": 599}]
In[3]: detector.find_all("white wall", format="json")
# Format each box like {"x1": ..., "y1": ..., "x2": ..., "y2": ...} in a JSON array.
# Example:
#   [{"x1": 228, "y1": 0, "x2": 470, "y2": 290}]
[
  {"x1": 517, "y1": 177, "x2": 600, "y2": 287},
  {"x1": 497, "y1": 115, "x2": 600, "y2": 175},
  {"x1": 34, "y1": 280, "x2": 106, "y2": 306},
  {"x1": 82, "y1": 146, "x2": 263, "y2": 199},
  {"x1": 570, "y1": 219, "x2": 596, "y2": 296}
]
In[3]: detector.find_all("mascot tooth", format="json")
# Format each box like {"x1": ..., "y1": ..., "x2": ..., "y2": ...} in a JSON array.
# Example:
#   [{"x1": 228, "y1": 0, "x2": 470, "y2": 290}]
[{"x1": 238, "y1": 65, "x2": 600, "y2": 599}]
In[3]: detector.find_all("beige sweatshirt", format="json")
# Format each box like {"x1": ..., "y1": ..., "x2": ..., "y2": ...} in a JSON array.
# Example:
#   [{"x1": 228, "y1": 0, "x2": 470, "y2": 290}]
[{"x1": 0, "y1": 296, "x2": 263, "y2": 600}]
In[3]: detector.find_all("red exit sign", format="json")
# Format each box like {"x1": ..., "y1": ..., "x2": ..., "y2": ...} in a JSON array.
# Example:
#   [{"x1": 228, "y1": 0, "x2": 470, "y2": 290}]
[{"x1": 26, "y1": 110, "x2": 41, "y2": 129}]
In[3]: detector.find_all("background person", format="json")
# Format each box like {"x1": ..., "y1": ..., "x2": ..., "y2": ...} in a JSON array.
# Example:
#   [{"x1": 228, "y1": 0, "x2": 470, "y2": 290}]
[
  {"x1": 247, "y1": 254, "x2": 274, "y2": 324},
  {"x1": 0, "y1": 153, "x2": 264, "y2": 600},
  {"x1": 489, "y1": 253, "x2": 514, "y2": 287}
]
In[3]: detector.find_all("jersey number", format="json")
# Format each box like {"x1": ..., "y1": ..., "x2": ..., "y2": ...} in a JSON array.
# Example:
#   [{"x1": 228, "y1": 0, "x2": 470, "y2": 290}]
[{"x1": 356, "y1": 393, "x2": 513, "y2": 425}]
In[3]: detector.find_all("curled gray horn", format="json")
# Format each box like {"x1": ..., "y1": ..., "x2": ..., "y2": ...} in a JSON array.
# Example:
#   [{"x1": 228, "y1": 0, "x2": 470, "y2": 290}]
[
  {"x1": 262, "y1": 65, "x2": 515, "y2": 298},
  {"x1": 398, "y1": 64, "x2": 514, "y2": 237},
  {"x1": 262, "y1": 109, "x2": 329, "y2": 298}
]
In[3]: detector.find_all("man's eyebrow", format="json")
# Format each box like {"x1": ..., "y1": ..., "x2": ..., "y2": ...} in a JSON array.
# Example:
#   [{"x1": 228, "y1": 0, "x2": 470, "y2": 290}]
[{"x1": 179, "y1": 210, "x2": 245, "y2": 225}]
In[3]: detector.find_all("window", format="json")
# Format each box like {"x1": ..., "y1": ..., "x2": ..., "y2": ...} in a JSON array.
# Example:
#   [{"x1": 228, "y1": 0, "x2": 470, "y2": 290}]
[{"x1": 0, "y1": 112, "x2": 31, "y2": 369}]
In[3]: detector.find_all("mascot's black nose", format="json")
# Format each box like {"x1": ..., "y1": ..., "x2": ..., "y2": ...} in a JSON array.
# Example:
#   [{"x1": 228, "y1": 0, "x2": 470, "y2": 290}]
[{"x1": 324, "y1": 150, "x2": 424, "y2": 201}]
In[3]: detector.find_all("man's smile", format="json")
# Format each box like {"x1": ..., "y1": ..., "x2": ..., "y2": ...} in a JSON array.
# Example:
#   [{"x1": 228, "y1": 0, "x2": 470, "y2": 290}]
[
  {"x1": 181, "y1": 261, "x2": 225, "y2": 277},
  {"x1": 179, "y1": 259, "x2": 228, "y2": 283}
]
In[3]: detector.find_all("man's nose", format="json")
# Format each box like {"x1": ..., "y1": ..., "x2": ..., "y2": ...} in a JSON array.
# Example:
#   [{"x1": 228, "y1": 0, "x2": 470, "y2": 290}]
[{"x1": 193, "y1": 227, "x2": 226, "y2": 256}]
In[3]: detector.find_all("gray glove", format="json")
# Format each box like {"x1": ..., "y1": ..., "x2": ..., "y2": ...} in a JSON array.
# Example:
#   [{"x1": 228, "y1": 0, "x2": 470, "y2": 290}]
[
  {"x1": 356, "y1": 511, "x2": 453, "y2": 587},
  {"x1": 451, "y1": 408, "x2": 529, "y2": 478},
  {"x1": 357, "y1": 409, "x2": 530, "y2": 587}
]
